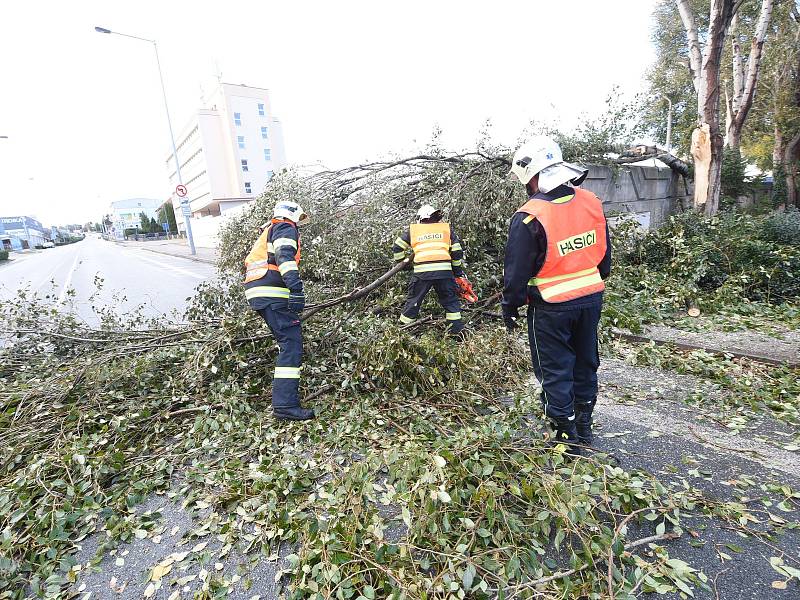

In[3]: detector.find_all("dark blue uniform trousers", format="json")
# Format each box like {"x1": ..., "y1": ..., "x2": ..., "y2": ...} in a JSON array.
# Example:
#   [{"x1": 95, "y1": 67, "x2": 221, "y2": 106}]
[
  {"x1": 257, "y1": 302, "x2": 303, "y2": 410},
  {"x1": 527, "y1": 301, "x2": 601, "y2": 422},
  {"x1": 401, "y1": 277, "x2": 464, "y2": 333}
]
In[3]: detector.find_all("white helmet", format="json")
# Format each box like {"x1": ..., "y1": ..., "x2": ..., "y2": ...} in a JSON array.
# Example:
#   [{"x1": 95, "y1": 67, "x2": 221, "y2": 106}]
[
  {"x1": 273, "y1": 200, "x2": 308, "y2": 225},
  {"x1": 417, "y1": 204, "x2": 442, "y2": 222},
  {"x1": 510, "y1": 136, "x2": 588, "y2": 193}
]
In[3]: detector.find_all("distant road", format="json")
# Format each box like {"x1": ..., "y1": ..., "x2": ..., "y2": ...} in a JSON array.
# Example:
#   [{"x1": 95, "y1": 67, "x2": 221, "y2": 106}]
[{"x1": 0, "y1": 236, "x2": 218, "y2": 325}]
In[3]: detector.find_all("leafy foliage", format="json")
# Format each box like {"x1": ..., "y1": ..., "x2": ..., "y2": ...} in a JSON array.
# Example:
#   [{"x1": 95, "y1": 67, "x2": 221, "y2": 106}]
[
  {"x1": 612, "y1": 210, "x2": 800, "y2": 314},
  {"x1": 2, "y1": 141, "x2": 799, "y2": 598}
]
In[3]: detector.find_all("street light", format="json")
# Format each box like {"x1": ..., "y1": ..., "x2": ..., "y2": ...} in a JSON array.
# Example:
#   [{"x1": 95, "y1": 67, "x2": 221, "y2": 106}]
[
  {"x1": 94, "y1": 25, "x2": 196, "y2": 255},
  {"x1": 662, "y1": 95, "x2": 673, "y2": 154}
]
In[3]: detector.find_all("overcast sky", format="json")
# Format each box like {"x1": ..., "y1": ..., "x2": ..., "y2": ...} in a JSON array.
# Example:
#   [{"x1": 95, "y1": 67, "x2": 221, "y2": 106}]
[{"x1": 0, "y1": 0, "x2": 657, "y2": 226}]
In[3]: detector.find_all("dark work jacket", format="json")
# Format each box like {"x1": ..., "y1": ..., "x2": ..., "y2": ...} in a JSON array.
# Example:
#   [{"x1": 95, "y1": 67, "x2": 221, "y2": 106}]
[
  {"x1": 244, "y1": 221, "x2": 303, "y2": 310},
  {"x1": 501, "y1": 184, "x2": 611, "y2": 313}
]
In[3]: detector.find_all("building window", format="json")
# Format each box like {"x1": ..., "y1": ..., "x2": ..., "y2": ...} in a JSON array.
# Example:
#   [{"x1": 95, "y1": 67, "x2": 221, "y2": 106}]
[
  {"x1": 244, "y1": 182, "x2": 252, "y2": 194},
  {"x1": 258, "y1": 103, "x2": 265, "y2": 116},
  {"x1": 234, "y1": 112, "x2": 242, "y2": 126},
  {"x1": 238, "y1": 136, "x2": 245, "y2": 149},
  {"x1": 241, "y1": 159, "x2": 248, "y2": 172},
  {"x1": 261, "y1": 126, "x2": 268, "y2": 139},
  {"x1": 263, "y1": 148, "x2": 271, "y2": 161},
  {"x1": 267, "y1": 170, "x2": 274, "y2": 180}
]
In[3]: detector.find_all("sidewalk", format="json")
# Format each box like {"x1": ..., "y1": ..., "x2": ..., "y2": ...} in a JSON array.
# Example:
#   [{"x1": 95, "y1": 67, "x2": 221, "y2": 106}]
[{"x1": 114, "y1": 239, "x2": 218, "y2": 265}]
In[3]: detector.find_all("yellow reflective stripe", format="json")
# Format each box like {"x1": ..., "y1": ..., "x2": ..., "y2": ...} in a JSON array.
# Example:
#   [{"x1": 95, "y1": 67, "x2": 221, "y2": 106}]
[
  {"x1": 394, "y1": 237, "x2": 410, "y2": 250},
  {"x1": 274, "y1": 366, "x2": 301, "y2": 379},
  {"x1": 523, "y1": 215, "x2": 535, "y2": 224},
  {"x1": 278, "y1": 261, "x2": 299, "y2": 275},
  {"x1": 399, "y1": 314, "x2": 414, "y2": 324},
  {"x1": 531, "y1": 267, "x2": 598, "y2": 286},
  {"x1": 272, "y1": 237, "x2": 298, "y2": 250},
  {"x1": 451, "y1": 259, "x2": 463, "y2": 267},
  {"x1": 247, "y1": 259, "x2": 272, "y2": 268},
  {"x1": 415, "y1": 249, "x2": 451, "y2": 260},
  {"x1": 393, "y1": 251, "x2": 407, "y2": 260},
  {"x1": 539, "y1": 273, "x2": 603, "y2": 300},
  {"x1": 446, "y1": 312, "x2": 462, "y2": 320},
  {"x1": 245, "y1": 286, "x2": 291, "y2": 299},
  {"x1": 413, "y1": 263, "x2": 452, "y2": 273},
  {"x1": 450, "y1": 243, "x2": 462, "y2": 251},
  {"x1": 414, "y1": 241, "x2": 449, "y2": 251},
  {"x1": 552, "y1": 194, "x2": 575, "y2": 204}
]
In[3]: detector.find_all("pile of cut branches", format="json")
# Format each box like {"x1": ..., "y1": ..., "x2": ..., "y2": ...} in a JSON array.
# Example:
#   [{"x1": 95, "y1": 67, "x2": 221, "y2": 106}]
[{"x1": 2, "y1": 140, "x2": 799, "y2": 599}]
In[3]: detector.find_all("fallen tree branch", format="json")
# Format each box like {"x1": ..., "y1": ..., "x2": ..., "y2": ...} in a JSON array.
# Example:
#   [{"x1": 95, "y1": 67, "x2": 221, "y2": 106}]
[
  {"x1": 504, "y1": 531, "x2": 680, "y2": 593},
  {"x1": 301, "y1": 259, "x2": 410, "y2": 321},
  {"x1": 303, "y1": 384, "x2": 336, "y2": 403}
]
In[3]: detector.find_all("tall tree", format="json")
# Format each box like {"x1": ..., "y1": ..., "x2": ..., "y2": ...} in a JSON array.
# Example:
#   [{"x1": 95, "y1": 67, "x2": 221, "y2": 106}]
[
  {"x1": 676, "y1": 0, "x2": 739, "y2": 215},
  {"x1": 139, "y1": 211, "x2": 152, "y2": 233},
  {"x1": 724, "y1": 0, "x2": 774, "y2": 150},
  {"x1": 741, "y1": 1, "x2": 800, "y2": 207},
  {"x1": 157, "y1": 201, "x2": 178, "y2": 234}
]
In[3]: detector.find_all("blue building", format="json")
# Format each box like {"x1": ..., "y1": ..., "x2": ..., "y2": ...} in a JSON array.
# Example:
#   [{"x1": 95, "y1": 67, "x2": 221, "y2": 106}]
[{"x1": 0, "y1": 216, "x2": 46, "y2": 250}]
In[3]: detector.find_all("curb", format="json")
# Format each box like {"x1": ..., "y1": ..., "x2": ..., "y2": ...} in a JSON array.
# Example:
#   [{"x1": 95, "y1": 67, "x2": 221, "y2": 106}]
[
  {"x1": 139, "y1": 246, "x2": 217, "y2": 265},
  {"x1": 111, "y1": 240, "x2": 216, "y2": 265}
]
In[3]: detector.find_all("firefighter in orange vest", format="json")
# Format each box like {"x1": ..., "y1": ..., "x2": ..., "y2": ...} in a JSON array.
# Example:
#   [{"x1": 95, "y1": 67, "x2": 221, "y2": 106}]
[
  {"x1": 503, "y1": 136, "x2": 611, "y2": 454},
  {"x1": 393, "y1": 205, "x2": 469, "y2": 334},
  {"x1": 243, "y1": 200, "x2": 314, "y2": 421}
]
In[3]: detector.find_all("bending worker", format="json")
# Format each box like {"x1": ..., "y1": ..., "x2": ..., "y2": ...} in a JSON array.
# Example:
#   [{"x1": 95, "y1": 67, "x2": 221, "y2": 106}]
[
  {"x1": 243, "y1": 200, "x2": 314, "y2": 421},
  {"x1": 502, "y1": 136, "x2": 611, "y2": 453},
  {"x1": 393, "y1": 205, "x2": 467, "y2": 334}
]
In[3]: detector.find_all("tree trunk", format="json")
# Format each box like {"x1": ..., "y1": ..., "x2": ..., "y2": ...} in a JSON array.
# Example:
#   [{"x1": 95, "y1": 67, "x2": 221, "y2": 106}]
[
  {"x1": 725, "y1": 0, "x2": 774, "y2": 151},
  {"x1": 772, "y1": 126, "x2": 784, "y2": 169},
  {"x1": 700, "y1": 0, "x2": 735, "y2": 215},
  {"x1": 785, "y1": 131, "x2": 800, "y2": 209},
  {"x1": 691, "y1": 125, "x2": 712, "y2": 209}
]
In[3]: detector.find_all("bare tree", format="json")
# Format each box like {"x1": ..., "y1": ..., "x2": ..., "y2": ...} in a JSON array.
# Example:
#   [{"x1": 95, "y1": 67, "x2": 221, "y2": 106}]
[
  {"x1": 725, "y1": 0, "x2": 774, "y2": 150},
  {"x1": 677, "y1": 0, "x2": 738, "y2": 215}
]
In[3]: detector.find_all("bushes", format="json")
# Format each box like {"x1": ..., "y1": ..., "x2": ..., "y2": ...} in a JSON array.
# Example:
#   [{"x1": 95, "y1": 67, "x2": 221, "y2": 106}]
[
  {"x1": 0, "y1": 249, "x2": 7, "y2": 261},
  {"x1": 761, "y1": 208, "x2": 800, "y2": 244},
  {"x1": 615, "y1": 210, "x2": 800, "y2": 306}
]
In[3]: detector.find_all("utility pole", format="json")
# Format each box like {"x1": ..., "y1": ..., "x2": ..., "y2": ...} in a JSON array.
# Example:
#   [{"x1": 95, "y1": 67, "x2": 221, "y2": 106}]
[
  {"x1": 95, "y1": 26, "x2": 196, "y2": 255},
  {"x1": 662, "y1": 95, "x2": 673, "y2": 153}
]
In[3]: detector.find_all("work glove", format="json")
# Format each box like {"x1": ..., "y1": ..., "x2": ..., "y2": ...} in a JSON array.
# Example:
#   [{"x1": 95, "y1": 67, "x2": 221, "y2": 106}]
[
  {"x1": 502, "y1": 305, "x2": 520, "y2": 332},
  {"x1": 288, "y1": 292, "x2": 306, "y2": 315}
]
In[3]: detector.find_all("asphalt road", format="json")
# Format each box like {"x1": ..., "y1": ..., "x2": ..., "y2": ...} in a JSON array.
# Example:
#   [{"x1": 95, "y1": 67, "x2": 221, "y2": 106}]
[{"x1": 0, "y1": 236, "x2": 217, "y2": 325}]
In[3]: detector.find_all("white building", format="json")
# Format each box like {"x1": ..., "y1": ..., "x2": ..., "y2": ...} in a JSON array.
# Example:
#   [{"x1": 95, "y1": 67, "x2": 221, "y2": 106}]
[
  {"x1": 108, "y1": 198, "x2": 162, "y2": 239},
  {"x1": 166, "y1": 82, "x2": 287, "y2": 247}
]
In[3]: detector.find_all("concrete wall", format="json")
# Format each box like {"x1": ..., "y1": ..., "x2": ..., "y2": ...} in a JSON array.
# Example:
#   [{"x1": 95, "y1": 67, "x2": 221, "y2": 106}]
[{"x1": 582, "y1": 163, "x2": 689, "y2": 229}]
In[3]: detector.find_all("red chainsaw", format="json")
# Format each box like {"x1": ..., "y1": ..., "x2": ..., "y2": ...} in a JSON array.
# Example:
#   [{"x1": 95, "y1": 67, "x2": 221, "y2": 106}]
[{"x1": 454, "y1": 277, "x2": 478, "y2": 303}]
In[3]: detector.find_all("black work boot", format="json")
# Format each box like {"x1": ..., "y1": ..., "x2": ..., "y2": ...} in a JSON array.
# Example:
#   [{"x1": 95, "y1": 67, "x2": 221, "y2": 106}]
[
  {"x1": 273, "y1": 406, "x2": 315, "y2": 421},
  {"x1": 575, "y1": 409, "x2": 593, "y2": 445},
  {"x1": 548, "y1": 419, "x2": 582, "y2": 457}
]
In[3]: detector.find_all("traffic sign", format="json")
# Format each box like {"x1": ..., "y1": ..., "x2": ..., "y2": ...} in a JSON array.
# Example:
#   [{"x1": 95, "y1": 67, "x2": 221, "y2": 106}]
[
  {"x1": 161, "y1": 222, "x2": 169, "y2": 232},
  {"x1": 176, "y1": 184, "x2": 187, "y2": 197},
  {"x1": 181, "y1": 205, "x2": 191, "y2": 217}
]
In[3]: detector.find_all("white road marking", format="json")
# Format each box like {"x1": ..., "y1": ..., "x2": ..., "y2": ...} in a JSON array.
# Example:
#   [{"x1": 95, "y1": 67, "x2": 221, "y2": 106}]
[
  {"x1": 57, "y1": 252, "x2": 81, "y2": 304},
  {"x1": 125, "y1": 250, "x2": 207, "y2": 279}
]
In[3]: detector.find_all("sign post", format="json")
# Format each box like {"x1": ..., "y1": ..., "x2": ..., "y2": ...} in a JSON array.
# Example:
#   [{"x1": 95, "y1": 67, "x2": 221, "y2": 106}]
[{"x1": 175, "y1": 185, "x2": 194, "y2": 252}]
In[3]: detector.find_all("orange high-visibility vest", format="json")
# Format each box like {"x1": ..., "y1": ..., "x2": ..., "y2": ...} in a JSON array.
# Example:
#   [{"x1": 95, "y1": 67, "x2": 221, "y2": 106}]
[
  {"x1": 243, "y1": 219, "x2": 301, "y2": 284},
  {"x1": 409, "y1": 223, "x2": 451, "y2": 265},
  {"x1": 517, "y1": 188, "x2": 607, "y2": 303}
]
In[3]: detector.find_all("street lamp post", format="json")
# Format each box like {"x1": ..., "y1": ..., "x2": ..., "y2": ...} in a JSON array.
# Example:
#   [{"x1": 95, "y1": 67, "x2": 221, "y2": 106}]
[
  {"x1": 662, "y1": 95, "x2": 673, "y2": 154},
  {"x1": 95, "y1": 26, "x2": 196, "y2": 255}
]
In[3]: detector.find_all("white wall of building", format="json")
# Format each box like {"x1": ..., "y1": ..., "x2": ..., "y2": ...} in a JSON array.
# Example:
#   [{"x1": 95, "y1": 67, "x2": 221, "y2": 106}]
[
  {"x1": 108, "y1": 198, "x2": 162, "y2": 239},
  {"x1": 166, "y1": 82, "x2": 287, "y2": 246}
]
